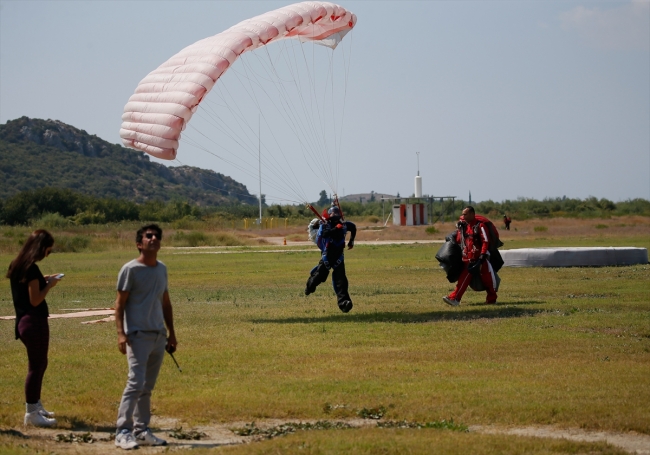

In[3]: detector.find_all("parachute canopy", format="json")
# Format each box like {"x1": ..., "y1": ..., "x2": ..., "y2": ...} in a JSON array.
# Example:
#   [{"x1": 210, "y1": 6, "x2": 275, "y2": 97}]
[{"x1": 120, "y1": 2, "x2": 357, "y2": 161}]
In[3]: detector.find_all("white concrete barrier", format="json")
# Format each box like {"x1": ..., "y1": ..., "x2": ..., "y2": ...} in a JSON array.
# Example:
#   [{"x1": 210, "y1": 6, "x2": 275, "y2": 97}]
[{"x1": 501, "y1": 247, "x2": 648, "y2": 267}]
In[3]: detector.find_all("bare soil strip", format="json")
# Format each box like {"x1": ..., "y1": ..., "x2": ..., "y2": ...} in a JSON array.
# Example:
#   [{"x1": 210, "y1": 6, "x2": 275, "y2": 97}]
[
  {"x1": 0, "y1": 309, "x2": 114, "y2": 321},
  {"x1": 471, "y1": 425, "x2": 650, "y2": 455},
  {"x1": 4, "y1": 418, "x2": 649, "y2": 454}
]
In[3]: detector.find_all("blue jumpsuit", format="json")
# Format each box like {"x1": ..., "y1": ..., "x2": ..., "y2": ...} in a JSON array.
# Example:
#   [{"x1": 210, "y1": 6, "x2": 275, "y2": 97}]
[{"x1": 305, "y1": 220, "x2": 356, "y2": 311}]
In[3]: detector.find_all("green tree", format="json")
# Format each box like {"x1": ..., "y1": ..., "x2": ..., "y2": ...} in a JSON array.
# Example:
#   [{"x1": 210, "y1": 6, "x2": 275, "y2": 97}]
[{"x1": 317, "y1": 190, "x2": 329, "y2": 206}]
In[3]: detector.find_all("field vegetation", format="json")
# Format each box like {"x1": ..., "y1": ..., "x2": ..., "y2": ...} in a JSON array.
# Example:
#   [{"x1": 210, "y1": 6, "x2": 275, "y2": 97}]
[
  {"x1": 0, "y1": 217, "x2": 648, "y2": 454},
  {"x1": 1, "y1": 187, "x2": 649, "y2": 227}
]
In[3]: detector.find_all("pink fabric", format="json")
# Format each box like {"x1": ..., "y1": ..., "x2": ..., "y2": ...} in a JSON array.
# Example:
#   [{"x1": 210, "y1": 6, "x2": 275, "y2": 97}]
[{"x1": 120, "y1": 1, "x2": 357, "y2": 160}]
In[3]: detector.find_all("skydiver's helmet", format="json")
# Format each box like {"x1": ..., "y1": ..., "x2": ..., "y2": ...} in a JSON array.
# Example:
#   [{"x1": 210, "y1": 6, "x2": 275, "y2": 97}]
[{"x1": 327, "y1": 206, "x2": 342, "y2": 223}]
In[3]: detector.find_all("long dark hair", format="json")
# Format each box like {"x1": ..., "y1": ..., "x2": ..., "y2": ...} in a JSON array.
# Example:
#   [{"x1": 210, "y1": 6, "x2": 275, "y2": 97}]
[{"x1": 6, "y1": 230, "x2": 55, "y2": 282}]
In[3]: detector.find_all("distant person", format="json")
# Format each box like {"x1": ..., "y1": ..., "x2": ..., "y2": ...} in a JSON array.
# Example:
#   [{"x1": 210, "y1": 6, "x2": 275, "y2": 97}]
[
  {"x1": 7, "y1": 230, "x2": 62, "y2": 427},
  {"x1": 503, "y1": 215, "x2": 512, "y2": 230},
  {"x1": 443, "y1": 206, "x2": 498, "y2": 306},
  {"x1": 305, "y1": 205, "x2": 357, "y2": 313},
  {"x1": 114, "y1": 224, "x2": 177, "y2": 450}
]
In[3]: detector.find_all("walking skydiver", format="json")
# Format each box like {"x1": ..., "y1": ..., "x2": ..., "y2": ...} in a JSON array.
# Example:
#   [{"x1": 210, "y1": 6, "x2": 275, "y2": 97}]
[
  {"x1": 305, "y1": 205, "x2": 357, "y2": 313},
  {"x1": 443, "y1": 206, "x2": 499, "y2": 306}
]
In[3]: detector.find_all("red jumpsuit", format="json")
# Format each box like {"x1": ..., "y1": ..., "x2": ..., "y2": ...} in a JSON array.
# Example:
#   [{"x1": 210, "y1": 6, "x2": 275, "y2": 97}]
[{"x1": 447, "y1": 218, "x2": 498, "y2": 304}]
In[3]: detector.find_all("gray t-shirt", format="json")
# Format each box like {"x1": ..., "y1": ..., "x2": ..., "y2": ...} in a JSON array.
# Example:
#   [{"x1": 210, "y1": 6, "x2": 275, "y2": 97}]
[{"x1": 116, "y1": 259, "x2": 168, "y2": 335}]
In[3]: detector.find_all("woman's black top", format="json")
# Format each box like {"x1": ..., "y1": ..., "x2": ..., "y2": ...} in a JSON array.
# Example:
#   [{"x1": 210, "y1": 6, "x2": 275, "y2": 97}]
[{"x1": 10, "y1": 263, "x2": 49, "y2": 339}]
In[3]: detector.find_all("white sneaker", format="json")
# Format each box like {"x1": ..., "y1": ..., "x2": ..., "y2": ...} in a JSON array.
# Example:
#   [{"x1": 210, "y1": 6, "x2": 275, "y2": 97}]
[
  {"x1": 37, "y1": 400, "x2": 55, "y2": 418},
  {"x1": 443, "y1": 296, "x2": 460, "y2": 307},
  {"x1": 115, "y1": 430, "x2": 139, "y2": 450},
  {"x1": 135, "y1": 428, "x2": 167, "y2": 446},
  {"x1": 24, "y1": 411, "x2": 56, "y2": 427}
]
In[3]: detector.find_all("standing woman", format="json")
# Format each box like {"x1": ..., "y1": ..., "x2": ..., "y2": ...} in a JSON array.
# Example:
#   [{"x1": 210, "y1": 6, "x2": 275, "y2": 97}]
[{"x1": 6, "y1": 230, "x2": 63, "y2": 427}]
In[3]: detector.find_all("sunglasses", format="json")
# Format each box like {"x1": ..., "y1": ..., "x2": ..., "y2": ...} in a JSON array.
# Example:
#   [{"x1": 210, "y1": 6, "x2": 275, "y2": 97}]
[{"x1": 145, "y1": 232, "x2": 161, "y2": 239}]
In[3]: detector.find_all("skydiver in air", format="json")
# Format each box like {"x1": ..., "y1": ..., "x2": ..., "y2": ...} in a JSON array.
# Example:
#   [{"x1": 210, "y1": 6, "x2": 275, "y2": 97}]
[{"x1": 305, "y1": 205, "x2": 356, "y2": 313}]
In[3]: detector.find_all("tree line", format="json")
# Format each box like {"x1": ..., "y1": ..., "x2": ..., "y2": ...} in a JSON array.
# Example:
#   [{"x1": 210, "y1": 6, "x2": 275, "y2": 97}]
[{"x1": 0, "y1": 187, "x2": 648, "y2": 226}]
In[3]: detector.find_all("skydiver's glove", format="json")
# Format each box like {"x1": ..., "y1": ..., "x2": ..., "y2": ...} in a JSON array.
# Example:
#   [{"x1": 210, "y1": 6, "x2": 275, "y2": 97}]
[
  {"x1": 347, "y1": 240, "x2": 354, "y2": 250},
  {"x1": 467, "y1": 260, "x2": 482, "y2": 276},
  {"x1": 456, "y1": 220, "x2": 467, "y2": 230}
]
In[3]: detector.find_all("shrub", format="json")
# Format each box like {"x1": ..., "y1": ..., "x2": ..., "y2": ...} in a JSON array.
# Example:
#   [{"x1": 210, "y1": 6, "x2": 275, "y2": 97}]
[
  {"x1": 35, "y1": 212, "x2": 70, "y2": 229},
  {"x1": 172, "y1": 216, "x2": 201, "y2": 230},
  {"x1": 425, "y1": 226, "x2": 439, "y2": 235},
  {"x1": 595, "y1": 224, "x2": 609, "y2": 229},
  {"x1": 367, "y1": 216, "x2": 380, "y2": 224},
  {"x1": 70, "y1": 211, "x2": 106, "y2": 225},
  {"x1": 533, "y1": 226, "x2": 548, "y2": 232},
  {"x1": 171, "y1": 231, "x2": 209, "y2": 247},
  {"x1": 55, "y1": 235, "x2": 91, "y2": 252}
]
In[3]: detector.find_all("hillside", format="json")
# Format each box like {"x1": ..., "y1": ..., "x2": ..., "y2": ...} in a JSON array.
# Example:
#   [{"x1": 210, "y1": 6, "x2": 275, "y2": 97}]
[{"x1": 0, "y1": 117, "x2": 256, "y2": 206}]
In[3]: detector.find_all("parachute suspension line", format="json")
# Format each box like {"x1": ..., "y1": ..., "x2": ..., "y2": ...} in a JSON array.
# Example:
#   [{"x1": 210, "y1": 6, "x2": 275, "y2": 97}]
[
  {"x1": 326, "y1": 45, "x2": 339, "y2": 196},
  {"x1": 202, "y1": 54, "x2": 320, "y2": 206},
  {"x1": 228, "y1": 43, "x2": 322, "y2": 200},
  {"x1": 233, "y1": 51, "x2": 320, "y2": 205},
  {"x1": 183, "y1": 111, "x2": 288, "y2": 197},
  {"x1": 168, "y1": 157, "x2": 258, "y2": 202},
  {"x1": 182, "y1": 127, "x2": 303, "y2": 204},
  {"x1": 249, "y1": 42, "x2": 335, "y2": 197},
  {"x1": 311, "y1": 41, "x2": 337, "y2": 195},
  {"x1": 200, "y1": 74, "x2": 313, "y2": 205},
  {"x1": 297, "y1": 41, "x2": 337, "y2": 191},
  {"x1": 172, "y1": 21, "x2": 352, "y2": 208},
  {"x1": 308, "y1": 39, "x2": 343, "y2": 197},
  {"x1": 238, "y1": 48, "x2": 318, "y2": 203},
  {"x1": 274, "y1": 38, "x2": 331, "y2": 186},
  {"x1": 194, "y1": 73, "x2": 311, "y2": 204},
  {"x1": 336, "y1": 32, "x2": 354, "y2": 195},
  {"x1": 333, "y1": 194, "x2": 345, "y2": 221},
  {"x1": 276, "y1": 41, "x2": 333, "y2": 188},
  {"x1": 218, "y1": 58, "x2": 304, "y2": 197}
]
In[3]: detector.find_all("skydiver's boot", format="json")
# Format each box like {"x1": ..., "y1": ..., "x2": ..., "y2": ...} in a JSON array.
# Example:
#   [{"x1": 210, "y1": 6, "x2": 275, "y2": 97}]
[
  {"x1": 337, "y1": 300, "x2": 353, "y2": 313},
  {"x1": 305, "y1": 262, "x2": 329, "y2": 296}
]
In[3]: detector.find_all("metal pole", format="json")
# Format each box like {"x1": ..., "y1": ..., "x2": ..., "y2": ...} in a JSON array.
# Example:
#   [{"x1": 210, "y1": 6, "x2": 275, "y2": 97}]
[{"x1": 258, "y1": 114, "x2": 262, "y2": 229}]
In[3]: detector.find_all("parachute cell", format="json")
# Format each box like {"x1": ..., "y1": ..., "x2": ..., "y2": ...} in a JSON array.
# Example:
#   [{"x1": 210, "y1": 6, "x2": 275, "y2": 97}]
[{"x1": 120, "y1": 1, "x2": 357, "y2": 160}]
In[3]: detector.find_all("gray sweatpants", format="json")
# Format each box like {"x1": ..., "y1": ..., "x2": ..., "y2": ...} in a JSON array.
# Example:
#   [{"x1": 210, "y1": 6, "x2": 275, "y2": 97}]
[{"x1": 116, "y1": 330, "x2": 166, "y2": 434}]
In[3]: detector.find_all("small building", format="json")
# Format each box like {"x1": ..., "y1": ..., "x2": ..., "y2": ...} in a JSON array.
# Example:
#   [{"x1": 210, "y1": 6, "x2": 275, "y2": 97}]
[{"x1": 393, "y1": 202, "x2": 428, "y2": 226}]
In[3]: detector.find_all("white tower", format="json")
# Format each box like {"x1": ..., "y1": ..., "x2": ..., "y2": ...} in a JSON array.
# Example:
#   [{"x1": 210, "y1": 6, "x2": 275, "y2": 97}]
[{"x1": 414, "y1": 152, "x2": 422, "y2": 198}]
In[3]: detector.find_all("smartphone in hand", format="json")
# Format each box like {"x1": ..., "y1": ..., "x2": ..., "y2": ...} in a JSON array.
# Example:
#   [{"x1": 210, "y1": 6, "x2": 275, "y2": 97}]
[{"x1": 54, "y1": 273, "x2": 65, "y2": 279}]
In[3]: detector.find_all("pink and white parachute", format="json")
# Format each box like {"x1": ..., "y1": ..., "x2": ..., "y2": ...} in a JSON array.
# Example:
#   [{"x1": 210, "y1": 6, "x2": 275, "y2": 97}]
[{"x1": 120, "y1": 2, "x2": 356, "y2": 161}]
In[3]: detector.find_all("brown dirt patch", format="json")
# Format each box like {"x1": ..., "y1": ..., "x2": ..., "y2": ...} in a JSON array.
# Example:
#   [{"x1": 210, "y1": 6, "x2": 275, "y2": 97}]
[{"x1": 3, "y1": 418, "x2": 649, "y2": 454}]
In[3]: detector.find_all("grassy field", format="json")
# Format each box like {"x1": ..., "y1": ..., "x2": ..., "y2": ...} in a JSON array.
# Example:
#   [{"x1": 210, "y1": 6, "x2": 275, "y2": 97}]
[{"x1": 0, "y1": 217, "x2": 648, "y2": 454}]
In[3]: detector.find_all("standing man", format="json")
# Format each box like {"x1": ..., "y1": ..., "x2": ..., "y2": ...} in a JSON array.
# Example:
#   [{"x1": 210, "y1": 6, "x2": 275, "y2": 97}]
[
  {"x1": 114, "y1": 224, "x2": 177, "y2": 450},
  {"x1": 443, "y1": 206, "x2": 498, "y2": 306},
  {"x1": 503, "y1": 214, "x2": 512, "y2": 230},
  {"x1": 305, "y1": 205, "x2": 356, "y2": 313}
]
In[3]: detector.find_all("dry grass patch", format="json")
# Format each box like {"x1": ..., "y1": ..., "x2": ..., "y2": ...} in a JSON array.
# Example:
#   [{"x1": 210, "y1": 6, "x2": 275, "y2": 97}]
[{"x1": 0, "y1": 219, "x2": 648, "y2": 453}]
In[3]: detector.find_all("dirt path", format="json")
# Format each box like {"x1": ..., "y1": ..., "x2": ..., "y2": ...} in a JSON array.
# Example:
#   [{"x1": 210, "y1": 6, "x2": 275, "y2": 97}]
[
  {"x1": 471, "y1": 425, "x2": 650, "y2": 455},
  {"x1": 4, "y1": 418, "x2": 649, "y2": 454}
]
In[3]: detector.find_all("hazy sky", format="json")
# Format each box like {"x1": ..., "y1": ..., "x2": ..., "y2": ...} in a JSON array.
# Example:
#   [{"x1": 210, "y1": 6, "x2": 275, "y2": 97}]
[{"x1": 1, "y1": 0, "x2": 648, "y2": 204}]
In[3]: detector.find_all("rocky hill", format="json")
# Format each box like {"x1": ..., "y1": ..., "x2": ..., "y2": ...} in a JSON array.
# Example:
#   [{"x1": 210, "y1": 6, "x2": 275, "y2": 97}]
[{"x1": 0, "y1": 117, "x2": 256, "y2": 206}]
